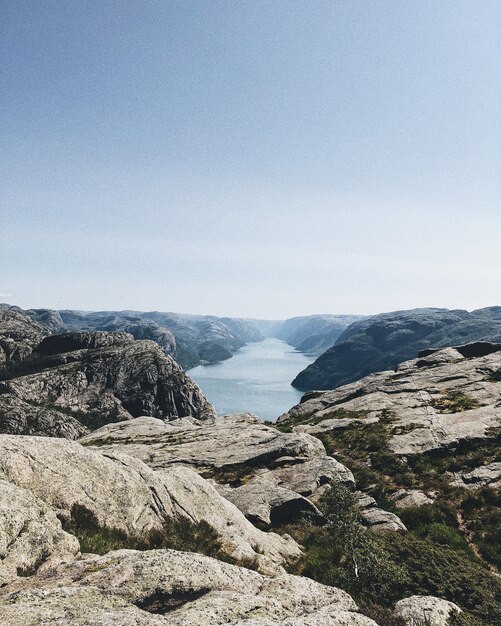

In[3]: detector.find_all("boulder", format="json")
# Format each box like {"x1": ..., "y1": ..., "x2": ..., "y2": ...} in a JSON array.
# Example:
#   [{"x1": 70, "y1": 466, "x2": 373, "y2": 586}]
[
  {"x1": 389, "y1": 489, "x2": 434, "y2": 509},
  {"x1": 255, "y1": 457, "x2": 356, "y2": 497},
  {"x1": 0, "y1": 435, "x2": 300, "y2": 574},
  {"x1": 357, "y1": 493, "x2": 406, "y2": 532},
  {"x1": 394, "y1": 595, "x2": 461, "y2": 625},
  {"x1": 452, "y1": 462, "x2": 501, "y2": 489},
  {"x1": 215, "y1": 478, "x2": 321, "y2": 527}
]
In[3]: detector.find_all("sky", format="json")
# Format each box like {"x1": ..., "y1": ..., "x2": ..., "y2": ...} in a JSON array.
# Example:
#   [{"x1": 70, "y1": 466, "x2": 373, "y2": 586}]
[{"x1": 1, "y1": 0, "x2": 500, "y2": 318}]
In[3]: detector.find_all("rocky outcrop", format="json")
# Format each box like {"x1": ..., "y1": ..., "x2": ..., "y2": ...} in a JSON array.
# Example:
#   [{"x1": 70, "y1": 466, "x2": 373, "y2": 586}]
[
  {"x1": 0, "y1": 435, "x2": 300, "y2": 574},
  {"x1": 280, "y1": 345, "x2": 501, "y2": 457},
  {"x1": 452, "y1": 462, "x2": 501, "y2": 489},
  {"x1": 394, "y1": 595, "x2": 461, "y2": 625},
  {"x1": 292, "y1": 307, "x2": 501, "y2": 391},
  {"x1": 79, "y1": 413, "x2": 327, "y2": 474},
  {"x1": 389, "y1": 489, "x2": 434, "y2": 509},
  {"x1": 357, "y1": 493, "x2": 406, "y2": 532},
  {"x1": 0, "y1": 549, "x2": 377, "y2": 626},
  {"x1": 0, "y1": 332, "x2": 215, "y2": 437},
  {"x1": 79, "y1": 414, "x2": 360, "y2": 529},
  {"x1": 0, "y1": 305, "x2": 48, "y2": 372},
  {"x1": 215, "y1": 478, "x2": 321, "y2": 527}
]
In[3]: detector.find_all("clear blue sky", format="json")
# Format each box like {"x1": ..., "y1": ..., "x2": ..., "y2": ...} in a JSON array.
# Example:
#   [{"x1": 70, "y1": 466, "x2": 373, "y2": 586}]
[{"x1": 2, "y1": 1, "x2": 500, "y2": 318}]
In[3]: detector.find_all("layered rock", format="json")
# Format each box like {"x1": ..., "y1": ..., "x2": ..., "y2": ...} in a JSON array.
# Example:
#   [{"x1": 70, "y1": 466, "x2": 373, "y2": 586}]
[
  {"x1": 0, "y1": 549, "x2": 377, "y2": 626},
  {"x1": 0, "y1": 332, "x2": 215, "y2": 437},
  {"x1": 280, "y1": 345, "x2": 501, "y2": 457},
  {"x1": 79, "y1": 413, "x2": 327, "y2": 474},
  {"x1": 80, "y1": 414, "x2": 366, "y2": 530},
  {"x1": 292, "y1": 307, "x2": 501, "y2": 391}
]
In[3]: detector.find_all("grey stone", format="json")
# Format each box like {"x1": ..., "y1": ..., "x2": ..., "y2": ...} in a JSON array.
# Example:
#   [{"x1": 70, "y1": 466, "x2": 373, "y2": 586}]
[
  {"x1": 389, "y1": 489, "x2": 434, "y2": 509},
  {"x1": 79, "y1": 413, "x2": 325, "y2": 474},
  {"x1": 0, "y1": 549, "x2": 377, "y2": 626},
  {"x1": 0, "y1": 435, "x2": 300, "y2": 574},
  {"x1": 215, "y1": 478, "x2": 321, "y2": 527},
  {"x1": 452, "y1": 462, "x2": 501, "y2": 489},
  {"x1": 280, "y1": 348, "x2": 501, "y2": 456},
  {"x1": 0, "y1": 335, "x2": 215, "y2": 437},
  {"x1": 357, "y1": 493, "x2": 406, "y2": 532},
  {"x1": 394, "y1": 595, "x2": 461, "y2": 626}
]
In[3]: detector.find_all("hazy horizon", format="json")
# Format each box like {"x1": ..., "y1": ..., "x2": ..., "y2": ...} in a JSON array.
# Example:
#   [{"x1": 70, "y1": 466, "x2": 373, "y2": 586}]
[{"x1": 2, "y1": 1, "x2": 500, "y2": 318}]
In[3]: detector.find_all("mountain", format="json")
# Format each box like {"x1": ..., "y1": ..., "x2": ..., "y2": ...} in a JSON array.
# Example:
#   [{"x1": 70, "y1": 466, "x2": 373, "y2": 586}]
[
  {"x1": 57, "y1": 309, "x2": 263, "y2": 369},
  {"x1": 292, "y1": 307, "x2": 501, "y2": 391},
  {"x1": 274, "y1": 314, "x2": 367, "y2": 354}
]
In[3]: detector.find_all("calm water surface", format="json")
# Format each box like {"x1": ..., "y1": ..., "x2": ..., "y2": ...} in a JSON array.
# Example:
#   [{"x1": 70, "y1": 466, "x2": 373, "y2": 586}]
[{"x1": 188, "y1": 338, "x2": 315, "y2": 421}]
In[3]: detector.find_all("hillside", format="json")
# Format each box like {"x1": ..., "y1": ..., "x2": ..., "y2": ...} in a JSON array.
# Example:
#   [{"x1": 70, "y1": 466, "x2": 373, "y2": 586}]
[{"x1": 292, "y1": 307, "x2": 501, "y2": 391}]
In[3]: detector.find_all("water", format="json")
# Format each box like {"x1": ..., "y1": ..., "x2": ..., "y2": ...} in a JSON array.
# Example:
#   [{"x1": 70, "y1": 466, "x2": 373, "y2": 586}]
[{"x1": 188, "y1": 338, "x2": 315, "y2": 421}]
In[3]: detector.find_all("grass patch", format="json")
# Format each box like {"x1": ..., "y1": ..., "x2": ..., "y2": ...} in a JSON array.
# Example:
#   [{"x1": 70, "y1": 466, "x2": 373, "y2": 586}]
[
  {"x1": 63, "y1": 503, "x2": 225, "y2": 560},
  {"x1": 430, "y1": 390, "x2": 481, "y2": 413}
]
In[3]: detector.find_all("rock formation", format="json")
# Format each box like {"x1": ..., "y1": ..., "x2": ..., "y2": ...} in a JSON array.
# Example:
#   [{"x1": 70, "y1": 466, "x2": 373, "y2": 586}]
[
  {"x1": 292, "y1": 307, "x2": 501, "y2": 391},
  {"x1": 0, "y1": 331, "x2": 215, "y2": 437},
  {"x1": 281, "y1": 344, "x2": 501, "y2": 457},
  {"x1": 0, "y1": 549, "x2": 378, "y2": 625}
]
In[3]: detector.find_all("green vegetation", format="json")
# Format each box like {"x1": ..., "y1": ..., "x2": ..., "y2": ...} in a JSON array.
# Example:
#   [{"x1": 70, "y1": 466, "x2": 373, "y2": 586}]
[
  {"x1": 283, "y1": 483, "x2": 501, "y2": 626},
  {"x1": 63, "y1": 503, "x2": 225, "y2": 560},
  {"x1": 430, "y1": 390, "x2": 480, "y2": 413}
]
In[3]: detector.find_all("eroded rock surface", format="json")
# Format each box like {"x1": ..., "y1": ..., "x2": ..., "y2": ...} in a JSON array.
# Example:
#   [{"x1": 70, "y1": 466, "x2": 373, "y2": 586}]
[
  {"x1": 452, "y1": 462, "x2": 501, "y2": 489},
  {"x1": 215, "y1": 478, "x2": 321, "y2": 527},
  {"x1": 279, "y1": 346, "x2": 501, "y2": 456},
  {"x1": 0, "y1": 435, "x2": 299, "y2": 573},
  {"x1": 0, "y1": 479, "x2": 79, "y2": 585},
  {"x1": 389, "y1": 489, "x2": 434, "y2": 509},
  {"x1": 0, "y1": 549, "x2": 377, "y2": 626},
  {"x1": 79, "y1": 413, "x2": 326, "y2": 473}
]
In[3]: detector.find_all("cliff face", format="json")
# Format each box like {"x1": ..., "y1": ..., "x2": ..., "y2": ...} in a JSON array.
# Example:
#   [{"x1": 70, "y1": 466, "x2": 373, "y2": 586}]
[
  {"x1": 293, "y1": 307, "x2": 501, "y2": 391},
  {"x1": 0, "y1": 305, "x2": 49, "y2": 371},
  {"x1": 0, "y1": 330, "x2": 215, "y2": 438}
]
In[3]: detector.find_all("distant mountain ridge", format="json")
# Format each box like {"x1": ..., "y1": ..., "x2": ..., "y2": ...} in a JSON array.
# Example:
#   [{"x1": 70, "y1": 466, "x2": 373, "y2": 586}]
[{"x1": 292, "y1": 306, "x2": 501, "y2": 391}]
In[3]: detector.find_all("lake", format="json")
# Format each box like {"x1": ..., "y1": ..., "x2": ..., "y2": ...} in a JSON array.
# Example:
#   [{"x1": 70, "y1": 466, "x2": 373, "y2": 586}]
[{"x1": 188, "y1": 338, "x2": 315, "y2": 421}]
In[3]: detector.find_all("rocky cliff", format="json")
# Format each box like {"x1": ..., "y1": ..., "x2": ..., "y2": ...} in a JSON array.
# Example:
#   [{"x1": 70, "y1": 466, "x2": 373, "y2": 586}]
[
  {"x1": 293, "y1": 307, "x2": 501, "y2": 391},
  {"x1": 0, "y1": 330, "x2": 215, "y2": 438}
]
